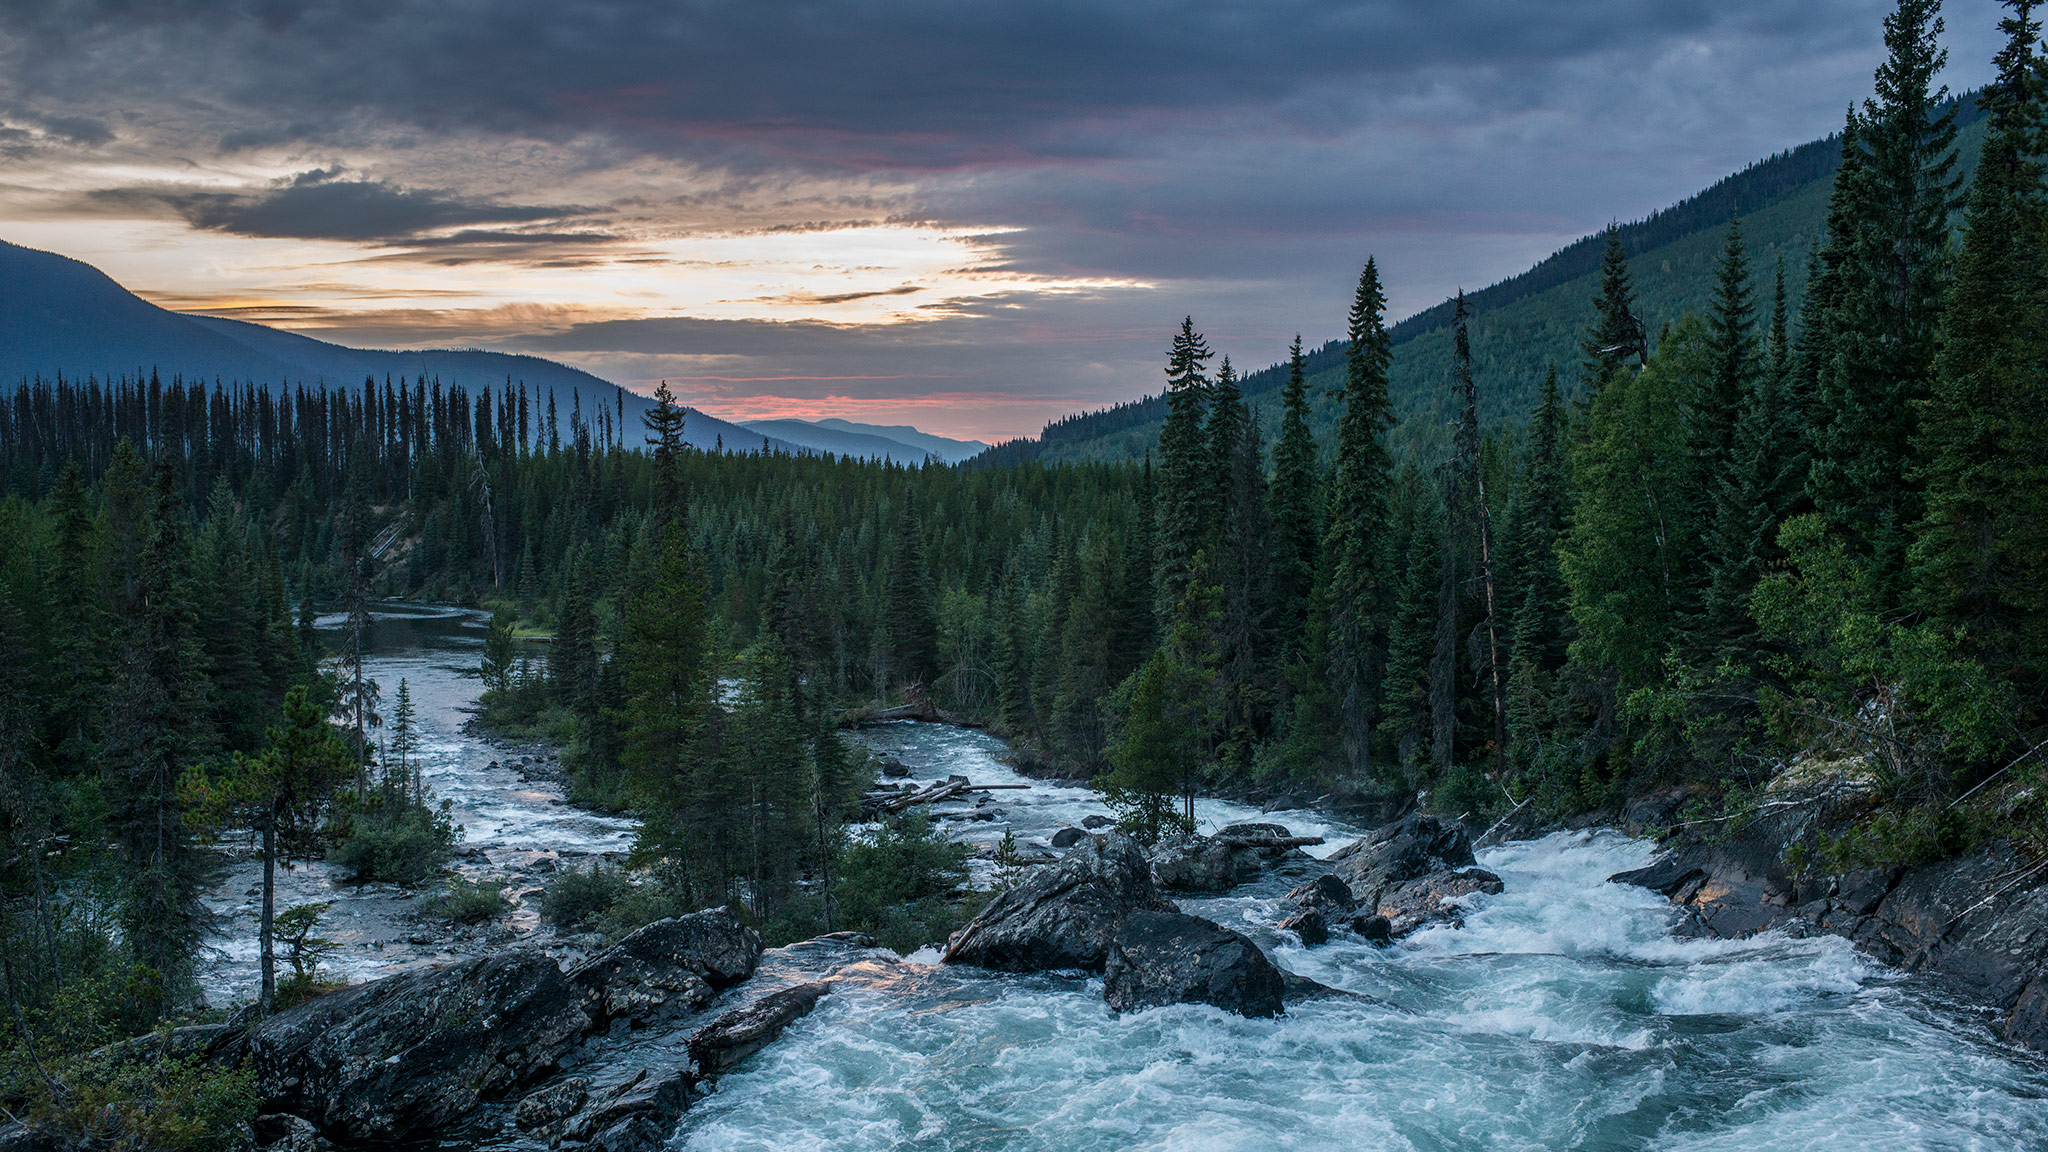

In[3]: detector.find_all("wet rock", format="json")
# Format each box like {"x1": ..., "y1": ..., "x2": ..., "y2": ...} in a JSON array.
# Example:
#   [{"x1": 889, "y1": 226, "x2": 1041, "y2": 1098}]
[
  {"x1": 944, "y1": 832, "x2": 1176, "y2": 972},
  {"x1": 1376, "y1": 867, "x2": 1503, "y2": 935},
  {"x1": 880, "y1": 759, "x2": 912, "y2": 778},
  {"x1": 1349, "y1": 914, "x2": 1395, "y2": 944},
  {"x1": 1049, "y1": 827, "x2": 1088, "y2": 849},
  {"x1": 561, "y1": 1069, "x2": 695, "y2": 1152},
  {"x1": 1147, "y1": 834, "x2": 1240, "y2": 892},
  {"x1": 568, "y1": 908, "x2": 762, "y2": 1024},
  {"x1": 513, "y1": 1077, "x2": 589, "y2": 1130},
  {"x1": 1102, "y1": 911, "x2": 1285, "y2": 1018},
  {"x1": 1277, "y1": 908, "x2": 1328, "y2": 946},
  {"x1": 687, "y1": 981, "x2": 832, "y2": 1075},
  {"x1": 249, "y1": 950, "x2": 591, "y2": 1142},
  {"x1": 1081, "y1": 815, "x2": 1116, "y2": 830},
  {"x1": 255, "y1": 1113, "x2": 331, "y2": 1152},
  {"x1": 1327, "y1": 814, "x2": 1476, "y2": 907}
]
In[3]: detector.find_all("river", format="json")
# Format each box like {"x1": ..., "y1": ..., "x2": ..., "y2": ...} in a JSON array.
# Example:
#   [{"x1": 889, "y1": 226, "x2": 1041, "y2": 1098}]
[{"x1": 202, "y1": 605, "x2": 2048, "y2": 1149}]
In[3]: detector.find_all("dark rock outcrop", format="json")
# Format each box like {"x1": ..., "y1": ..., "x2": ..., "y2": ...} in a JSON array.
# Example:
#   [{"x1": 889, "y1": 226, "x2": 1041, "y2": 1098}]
[
  {"x1": 944, "y1": 832, "x2": 1176, "y2": 972},
  {"x1": 687, "y1": 982, "x2": 831, "y2": 1075},
  {"x1": 1148, "y1": 824, "x2": 1318, "y2": 893},
  {"x1": 568, "y1": 908, "x2": 762, "y2": 1024},
  {"x1": 249, "y1": 950, "x2": 591, "y2": 1142},
  {"x1": 1050, "y1": 827, "x2": 1088, "y2": 848},
  {"x1": 1611, "y1": 805, "x2": 2048, "y2": 1052},
  {"x1": 1102, "y1": 911, "x2": 1286, "y2": 1018},
  {"x1": 1284, "y1": 815, "x2": 1499, "y2": 943},
  {"x1": 245, "y1": 908, "x2": 762, "y2": 1146}
]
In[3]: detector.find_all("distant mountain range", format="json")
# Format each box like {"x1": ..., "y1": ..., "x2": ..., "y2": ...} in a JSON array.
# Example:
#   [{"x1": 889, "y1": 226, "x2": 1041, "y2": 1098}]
[
  {"x1": 737, "y1": 418, "x2": 986, "y2": 464},
  {"x1": 0, "y1": 239, "x2": 997, "y2": 461}
]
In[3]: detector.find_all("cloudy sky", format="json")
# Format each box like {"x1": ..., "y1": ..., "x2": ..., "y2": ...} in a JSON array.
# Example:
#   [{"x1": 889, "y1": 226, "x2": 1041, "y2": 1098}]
[{"x1": 0, "y1": 1, "x2": 2006, "y2": 440}]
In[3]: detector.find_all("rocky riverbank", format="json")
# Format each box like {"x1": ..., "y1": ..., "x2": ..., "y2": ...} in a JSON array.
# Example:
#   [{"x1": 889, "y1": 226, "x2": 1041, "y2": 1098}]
[{"x1": 1608, "y1": 802, "x2": 2048, "y2": 1052}]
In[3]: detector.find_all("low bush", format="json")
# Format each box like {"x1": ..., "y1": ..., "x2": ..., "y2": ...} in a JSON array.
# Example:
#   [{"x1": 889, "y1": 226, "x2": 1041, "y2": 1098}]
[
  {"x1": 539, "y1": 862, "x2": 633, "y2": 932},
  {"x1": 330, "y1": 801, "x2": 457, "y2": 886},
  {"x1": 419, "y1": 875, "x2": 511, "y2": 924}
]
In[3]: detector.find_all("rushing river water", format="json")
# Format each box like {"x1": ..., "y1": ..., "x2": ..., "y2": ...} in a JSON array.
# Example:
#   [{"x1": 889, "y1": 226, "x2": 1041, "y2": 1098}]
[{"x1": 203, "y1": 605, "x2": 2048, "y2": 1148}]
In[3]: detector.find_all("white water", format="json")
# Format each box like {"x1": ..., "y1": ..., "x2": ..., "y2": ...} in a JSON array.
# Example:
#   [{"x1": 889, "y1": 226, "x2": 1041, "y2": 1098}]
[
  {"x1": 201, "y1": 613, "x2": 2048, "y2": 1146},
  {"x1": 196, "y1": 603, "x2": 634, "y2": 1003}
]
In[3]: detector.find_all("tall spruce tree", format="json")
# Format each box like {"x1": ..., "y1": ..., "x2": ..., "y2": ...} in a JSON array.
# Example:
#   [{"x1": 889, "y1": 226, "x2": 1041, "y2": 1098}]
[
  {"x1": 1912, "y1": 0, "x2": 2048, "y2": 691},
  {"x1": 1808, "y1": 0, "x2": 1961, "y2": 607},
  {"x1": 1155, "y1": 318, "x2": 1213, "y2": 612},
  {"x1": 884, "y1": 496, "x2": 940, "y2": 688},
  {"x1": 1325, "y1": 259, "x2": 1396, "y2": 781},
  {"x1": 1579, "y1": 224, "x2": 1646, "y2": 405},
  {"x1": 1268, "y1": 336, "x2": 1321, "y2": 679}
]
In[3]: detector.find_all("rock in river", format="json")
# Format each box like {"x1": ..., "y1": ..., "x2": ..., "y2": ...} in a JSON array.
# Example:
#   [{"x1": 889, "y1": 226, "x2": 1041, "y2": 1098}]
[
  {"x1": 944, "y1": 832, "x2": 1176, "y2": 972},
  {"x1": 1285, "y1": 814, "x2": 1502, "y2": 943},
  {"x1": 1103, "y1": 910, "x2": 1286, "y2": 1018}
]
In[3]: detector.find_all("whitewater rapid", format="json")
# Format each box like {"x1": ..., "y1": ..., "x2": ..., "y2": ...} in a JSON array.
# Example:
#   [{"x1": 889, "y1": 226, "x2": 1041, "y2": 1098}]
[
  {"x1": 200, "y1": 607, "x2": 2048, "y2": 1148},
  {"x1": 683, "y1": 726, "x2": 2048, "y2": 1152}
]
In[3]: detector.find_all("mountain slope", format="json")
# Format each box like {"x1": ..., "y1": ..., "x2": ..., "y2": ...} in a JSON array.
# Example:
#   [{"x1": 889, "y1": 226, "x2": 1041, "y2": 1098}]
[
  {"x1": 738, "y1": 418, "x2": 939, "y2": 463},
  {"x1": 991, "y1": 97, "x2": 1988, "y2": 465}
]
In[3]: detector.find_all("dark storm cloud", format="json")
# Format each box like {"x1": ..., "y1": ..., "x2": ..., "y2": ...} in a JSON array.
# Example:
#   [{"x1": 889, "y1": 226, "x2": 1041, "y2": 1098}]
[
  {"x1": 87, "y1": 169, "x2": 591, "y2": 244},
  {"x1": 0, "y1": 1, "x2": 1914, "y2": 170}
]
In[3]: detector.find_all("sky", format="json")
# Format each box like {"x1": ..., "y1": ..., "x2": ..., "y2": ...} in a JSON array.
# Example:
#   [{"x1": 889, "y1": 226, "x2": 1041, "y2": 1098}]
[{"x1": 0, "y1": 1, "x2": 2008, "y2": 441}]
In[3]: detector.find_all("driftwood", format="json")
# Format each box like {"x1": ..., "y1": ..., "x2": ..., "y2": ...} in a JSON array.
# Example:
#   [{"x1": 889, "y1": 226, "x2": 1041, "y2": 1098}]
[
  {"x1": 835, "y1": 685, "x2": 985, "y2": 730},
  {"x1": 860, "y1": 777, "x2": 1031, "y2": 816}
]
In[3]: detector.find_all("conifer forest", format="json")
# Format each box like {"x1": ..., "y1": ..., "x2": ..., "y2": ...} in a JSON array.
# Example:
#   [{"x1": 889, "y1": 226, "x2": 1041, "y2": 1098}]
[{"x1": 3, "y1": 1, "x2": 2048, "y2": 1148}]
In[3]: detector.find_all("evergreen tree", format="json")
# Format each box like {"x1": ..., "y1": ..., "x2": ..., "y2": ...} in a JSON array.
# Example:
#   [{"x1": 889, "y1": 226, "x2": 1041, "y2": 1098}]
[
  {"x1": 1508, "y1": 364, "x2": 1571, "y2": 678},
  {"x1": 1154, "y1": 317, "x2": 1213, "y2": 611},
  {"x1": 1912, "y1": 0, "x2": 2048, "y2": 692},
  {"x1": 1578, "y1": 224, "x2": 1646, "y2": 404},
  {"x1": 1324, "y1": 259, "x2": 1396, "y2": 781},
  {"x1": 884, "y1": 496, "x2": 939, "y2": 688},
  {"x1": 1808, "y1": 0, "x2": 1961, "y2": 607},
  {"x1": 1214, "y1": 403, "x2": 1274, "y2": 770},
  {"x1": 1268, "y1": 336, "x2": 1321, "y2": 679}
]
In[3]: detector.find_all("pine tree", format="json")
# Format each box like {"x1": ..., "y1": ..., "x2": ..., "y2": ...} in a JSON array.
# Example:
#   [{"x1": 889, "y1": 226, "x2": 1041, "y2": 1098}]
[
  {"x1": 1508, "y1": 364, "x2": 1571, "y2": 678},
  {"x1": 1324, "y1": 259, "x2": 1396, "y2": 781},
  {"x1": 1578, "y1": 224, "x2": 1646, "y2": 404},
  {"x1": 1808, "y1": 0, "x2": 1961, "y2": 607},
  {"x1": 885, "y1": 496, "x2": 940, "y2": 689},
  {"x1": 1154, "y1": 317, "x2": 1213, "y2": 611},
  {"x1": 1912, "y1": 0, "x2": 2048, "y2": 690},
  {"x1": 1214, "y1": 402, "x2": 1274, "y2": 770},
  {"x1": 1706, "y1": 256, "x2": 1807, "y2": 657},
  {"x1": 1268, "y1": 336, "x2": 1321, "y2": 680},
  {"x1": 1203, "y1": 356, "x2": 1243, "y2": 544}
]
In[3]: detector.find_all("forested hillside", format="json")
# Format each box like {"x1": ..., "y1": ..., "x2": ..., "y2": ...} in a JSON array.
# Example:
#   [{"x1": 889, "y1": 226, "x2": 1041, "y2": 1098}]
[{"x1": 990, "y1": 95, "x2": 1989, "y2": 467}]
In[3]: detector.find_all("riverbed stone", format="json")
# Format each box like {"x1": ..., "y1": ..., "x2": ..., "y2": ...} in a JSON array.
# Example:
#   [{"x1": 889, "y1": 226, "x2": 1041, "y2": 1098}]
[
  {"x1": 1050, "y1": 827, "x2": 1088, "y2": 848},
  {"x1": 944, "y1": 832, "x2": 1177, "y2": 972},
  {"x1": 1376, "y1": 867, "x2": 1503, "y2": 935},
  {"x1": 1327, "y1": 814, "x2": 1476, "y2": 908},
  {"x1": 1102, "y1": 911, "x2": 1285, "y2": 1018},
  {"x1": 1147, "y1": 834, "x2": 1241, "y2": 892}
]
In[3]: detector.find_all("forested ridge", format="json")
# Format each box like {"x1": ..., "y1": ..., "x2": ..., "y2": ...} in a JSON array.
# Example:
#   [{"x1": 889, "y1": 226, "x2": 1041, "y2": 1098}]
[{"x1": 2, "y1": 0, "x2": 2047, "y2": 1145}]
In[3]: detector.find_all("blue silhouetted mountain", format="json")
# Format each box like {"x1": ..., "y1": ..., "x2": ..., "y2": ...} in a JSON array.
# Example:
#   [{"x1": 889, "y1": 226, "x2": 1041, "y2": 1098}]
[
  {"x1": 0, "y1": 238, "x2": 814, "y2": 454},
  {"x1": 737, "y1": 418, "x2": 987, "y2": 464}
]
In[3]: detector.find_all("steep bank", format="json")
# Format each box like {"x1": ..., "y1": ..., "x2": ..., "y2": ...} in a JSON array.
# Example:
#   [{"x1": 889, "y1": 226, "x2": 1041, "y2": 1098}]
[{"x1": 1612, "y1": 804, "x2": 2048, "y2": 1052}]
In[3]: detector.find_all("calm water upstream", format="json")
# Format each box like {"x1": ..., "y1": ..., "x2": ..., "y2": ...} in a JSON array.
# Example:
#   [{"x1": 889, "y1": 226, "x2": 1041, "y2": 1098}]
[{"x1": 204, "y1": 605, "x2": 2048, "y2": 1148}]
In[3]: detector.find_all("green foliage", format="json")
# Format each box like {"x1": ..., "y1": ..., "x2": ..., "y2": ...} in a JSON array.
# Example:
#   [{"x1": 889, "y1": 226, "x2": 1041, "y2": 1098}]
[
  {"x1": 32, "y1": 1051, "x2": 258, "y2": 1152},
  {"x1": 329, "y1": 800, "x2": 457, "y2": 886},
  {"x1": 539, "y1": 861, "x2": 635, "y2": 933},
  {"x1": 420, "y1": 875, "x2": 511, "y2": 925},
  {"x1": 832, "y1": 810, "x2": 971, "y2": 954}
]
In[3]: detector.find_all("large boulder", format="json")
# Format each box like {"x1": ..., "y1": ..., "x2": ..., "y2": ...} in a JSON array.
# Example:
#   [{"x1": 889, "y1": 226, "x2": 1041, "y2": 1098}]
[
  {"x1": 1102, "y1": 911, "x2": 1286, "y2": 1018},
  {"x1": 944, "y1": 833, "x2": 1177, "y2": 972},
  {"x1": 1284, "y1": 815, "x2": 1500, "y2": 944},
  {"x1": 568, "y1": 908, "x2": 762, "y2": 1024},
  {"x1": 1327, "y1": 814, "x2": 1475, "y2": 907},
  {"x1": 1148, "y1": 823, "x2": 1318, "y2": 894},
  {"x1": 248, "y1": 951, "x2": 591, "y2": 1142}
]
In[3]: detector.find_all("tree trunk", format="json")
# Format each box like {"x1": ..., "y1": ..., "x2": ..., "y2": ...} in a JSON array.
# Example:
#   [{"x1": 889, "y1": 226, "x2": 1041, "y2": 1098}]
[{"x1": 260, "y1": 816, "x2": 277, "y2": 1015}]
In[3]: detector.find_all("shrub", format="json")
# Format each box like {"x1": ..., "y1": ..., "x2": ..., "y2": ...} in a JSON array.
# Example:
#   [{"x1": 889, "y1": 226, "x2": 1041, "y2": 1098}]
[
  {"x1": 540, "y1": 862, "x2": 633, "y2": 932},
  {"x1": 833, "y1": 811, "x2": 971, "y2": 953},
  {"x1": 420, "y1": 876, "x2": 511, "y2": 925},
  {"x1": 330, "y1": 802, "x2": 457, "y2": 886}
]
